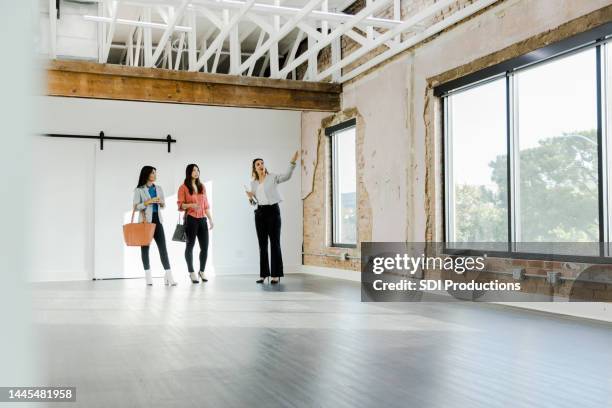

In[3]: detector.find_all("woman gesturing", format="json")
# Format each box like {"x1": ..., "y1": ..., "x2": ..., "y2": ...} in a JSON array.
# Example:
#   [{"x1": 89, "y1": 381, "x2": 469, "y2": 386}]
[{"x1": 247, "y1": 151, "x2": 298, "y2": 284}]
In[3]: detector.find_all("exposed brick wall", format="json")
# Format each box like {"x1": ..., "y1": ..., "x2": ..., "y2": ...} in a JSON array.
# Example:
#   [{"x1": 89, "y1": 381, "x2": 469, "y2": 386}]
[{"x1": 302, "y1": 108, "x2": 372, "y2": 270}]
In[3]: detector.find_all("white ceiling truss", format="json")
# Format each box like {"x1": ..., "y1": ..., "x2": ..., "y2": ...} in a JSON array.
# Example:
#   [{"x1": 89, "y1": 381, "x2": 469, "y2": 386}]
[{"x1": 47, "y1": 0, "x2": 497, "y2": 83}]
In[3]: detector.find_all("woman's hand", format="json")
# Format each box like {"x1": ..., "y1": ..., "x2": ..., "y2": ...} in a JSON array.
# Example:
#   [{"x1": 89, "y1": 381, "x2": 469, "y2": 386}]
[
  {"x1": 181, "y1": 203, "x2": 200, "y2": 210},
  {"x1": 208, "y1": 219, "x2": 214, "y2": 230},
  {"x1": 144, "y1": 197, "x2": 161, "y2": 206},
  {"x1": 246, "y1": 191, "x2": 255, "y2": 199},
  {"x1": 290, "y1": 150, "x2": 299, "y2": 164}
]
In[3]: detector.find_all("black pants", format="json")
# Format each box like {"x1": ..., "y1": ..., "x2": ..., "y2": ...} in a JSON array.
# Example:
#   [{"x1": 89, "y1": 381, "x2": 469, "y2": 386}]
[
  {"x1": 255, "y1": 203, "x2": 283, "y2": 278},
  {"x1": 185, "y1": 215, "x2": 209, "y2": 273},
  {"x1": 141, "y1": 212, "x2": 171, "y2": 270}
]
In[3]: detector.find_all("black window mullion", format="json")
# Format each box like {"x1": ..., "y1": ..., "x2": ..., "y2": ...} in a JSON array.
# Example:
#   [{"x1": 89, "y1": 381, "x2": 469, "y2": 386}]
[
  {"x1": 505, "y1": 73, "x2": 513, "y2": 252},
  {"x1": 596, "y1": 44, "x2": 606, "y2": 254}
]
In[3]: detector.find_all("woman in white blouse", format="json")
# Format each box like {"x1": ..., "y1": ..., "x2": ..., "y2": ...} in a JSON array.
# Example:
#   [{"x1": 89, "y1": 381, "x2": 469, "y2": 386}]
[{"x1": 246, "y1": 151, "x2": 299, "y2": 284}]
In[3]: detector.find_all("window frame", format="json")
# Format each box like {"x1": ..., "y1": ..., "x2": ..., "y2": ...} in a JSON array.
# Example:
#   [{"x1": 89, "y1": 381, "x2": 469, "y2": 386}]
[
  {"x1": 326, "y1": 118, "x2": 358, "y2": 248},
  {"x1": 437, "y1": 25, "x2": 612, "y2": 262}
]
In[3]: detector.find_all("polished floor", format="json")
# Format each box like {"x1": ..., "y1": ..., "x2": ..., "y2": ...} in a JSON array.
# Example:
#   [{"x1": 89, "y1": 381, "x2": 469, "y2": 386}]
[{"x1": 31, "y1": 273, "x2": 612, "y2": 408}]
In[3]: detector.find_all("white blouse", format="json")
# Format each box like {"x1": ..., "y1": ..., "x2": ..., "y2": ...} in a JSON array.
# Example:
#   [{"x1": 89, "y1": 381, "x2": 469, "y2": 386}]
[{"x1": 256, "y1": 182, "x2": 270, "y2": 205}]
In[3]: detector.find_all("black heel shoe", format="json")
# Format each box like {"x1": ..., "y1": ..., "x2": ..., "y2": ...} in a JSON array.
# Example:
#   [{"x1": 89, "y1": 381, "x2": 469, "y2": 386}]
[
  {"x1": 271, "y1": 277, "x2": 280, "y2": 285},
  {"x1": 256, "y1": 277, "x2": 269, "y2": 284},
  {"x1": 198, "y1": 271, "x2": 208, "y2": 282}
]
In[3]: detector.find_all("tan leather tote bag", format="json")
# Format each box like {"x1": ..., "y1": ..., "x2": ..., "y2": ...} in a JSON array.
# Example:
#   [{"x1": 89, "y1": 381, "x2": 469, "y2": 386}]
[{"x1": 123, "y1": 209, "x2": 156, "y2": 246}]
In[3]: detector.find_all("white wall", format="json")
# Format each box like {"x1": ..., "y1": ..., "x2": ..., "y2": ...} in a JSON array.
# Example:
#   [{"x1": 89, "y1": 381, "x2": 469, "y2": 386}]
[
  {"x1": 38, "y1": 0, "x2": 98, "y2": 60},
  {"x1": 33, "y1": 96, "x2": 302, "y2": 282}
]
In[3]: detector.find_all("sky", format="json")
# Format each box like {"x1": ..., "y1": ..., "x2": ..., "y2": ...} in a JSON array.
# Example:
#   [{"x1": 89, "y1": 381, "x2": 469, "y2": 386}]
[{"x1": 335, "y1": 126, "x2": 357, "y2": 194}]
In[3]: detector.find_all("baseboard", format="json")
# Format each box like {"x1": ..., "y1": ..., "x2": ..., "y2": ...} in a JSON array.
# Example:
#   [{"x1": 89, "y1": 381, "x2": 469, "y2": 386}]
[
  {"x1": 28, "y1": 269, "x2": 93, "y2": 282},
  {"x1": 496, "y1": 302, "x2": 612, "y2": 323},
  {"x1": 295, "y1": 264, "x2": 360, "y2": 282}
]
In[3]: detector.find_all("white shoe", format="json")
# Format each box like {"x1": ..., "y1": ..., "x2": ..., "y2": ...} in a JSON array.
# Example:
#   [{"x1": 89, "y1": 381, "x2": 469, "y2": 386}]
[
  {"x1": 164, "y1": 269, "x2": 177, "y2": 286},
  {"x1": 189, "y1": 272, "x2": 199, "y2": 283},
  {"x1": 144, "y1": 269, "x2": 153, "y2": 286}
]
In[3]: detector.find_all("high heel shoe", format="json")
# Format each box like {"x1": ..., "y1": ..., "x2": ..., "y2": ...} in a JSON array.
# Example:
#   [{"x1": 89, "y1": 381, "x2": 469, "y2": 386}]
[
  {"x1": 256, "y1": 277, "x2": 269, "y2": 284},
  {"x1": 271, "y1": 277, "x2": 281, "y2": 285},
  {"x1": 164, "y1": 269, "x2": 177, "y2": 286},
  {"x1": 198, "y1": 271, "x2": 208, "y2": 282},
  {"x1": 189, "y1": 272, "x2": 199, "y2": 284}
]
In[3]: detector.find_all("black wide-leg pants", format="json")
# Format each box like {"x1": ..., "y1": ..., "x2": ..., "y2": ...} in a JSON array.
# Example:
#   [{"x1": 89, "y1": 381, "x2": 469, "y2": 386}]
[{"x1": 254, "y1": 204, "x2": 283, "y2": 278}]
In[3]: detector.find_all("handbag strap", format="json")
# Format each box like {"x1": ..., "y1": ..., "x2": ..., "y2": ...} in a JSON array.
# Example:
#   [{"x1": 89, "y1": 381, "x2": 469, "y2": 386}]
[{"x1": 131, "y1": 208, "x2": 147, "y2": 224}]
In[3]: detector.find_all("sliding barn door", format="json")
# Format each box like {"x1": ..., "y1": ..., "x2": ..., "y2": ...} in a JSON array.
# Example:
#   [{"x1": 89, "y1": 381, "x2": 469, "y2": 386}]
[{"x1": 94, "y1": 142, "x2": 174, "y2": 279}]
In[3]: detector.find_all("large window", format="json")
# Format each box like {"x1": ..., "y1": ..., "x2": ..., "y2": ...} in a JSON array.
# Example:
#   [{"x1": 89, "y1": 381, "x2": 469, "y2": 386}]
[
  {"x1": 327, "y1": 119, "x2": 357, "y2": 247},
  {"x1": 441, "y1": 30, "x2": 612, "y2": 258},
  {"x1": 446, "y1": 78, "x2": 508, "y2": 242},
  {"x1": 515, "y1": 49, "x2": 599, "y2": 243}
]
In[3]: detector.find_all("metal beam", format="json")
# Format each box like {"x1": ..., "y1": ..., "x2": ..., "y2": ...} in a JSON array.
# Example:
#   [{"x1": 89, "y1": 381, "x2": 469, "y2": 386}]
[
  {"x1": 269, "y1": 0, "x2": 281, "y2": 78},
  {"x1": 283, "y1": 29, "x2": 304, "y2": 71},
  {"x1": 83, "y1": 15, "x2": 193, "y2": 32},
  {"x1": 175, "y1": 32, "x2": 186, "y2": 69},
  {"x1": 150, "y1": 0, "x2": 189, "y2": 67},
  {"x1": 279, "y1": 0, "x2": 392, "y2": 79},
  {"x1": 101, "y1": 1, "x2": 119, "y2": 63},
  {"x1": 238, "y1": 0, "x2": 325, "y2": 75},
  {"x1": 134, "y1": 26, "x2": 143, "y2": 66},
  {"x1": 316, "y1": 0, "x2": 455, "y2": 81},
  {"x1": 143, "y1": 7, "x2": 152, "y2": 67},
  {"x1": 339, "y1": 0, "x2": 499, "y2": 82},
  {"x1": 188, "y1": 10, "x2": 197, "y2": 70},
  {"x1": 192, "y1": 0, "x2": 257, "y2": 72},
  {"x1": 115, "y1": 0, "x2": 402, "y2": 30},
  {"x1": 247, "y1": 29, "x2": 266, "y2": 76}
]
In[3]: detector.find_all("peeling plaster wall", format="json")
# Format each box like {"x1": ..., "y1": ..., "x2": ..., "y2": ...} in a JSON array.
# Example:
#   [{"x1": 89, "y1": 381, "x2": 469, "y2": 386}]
[
  {"x1": 341, "y1": 60, "x2": 410, "y2": 242},
  {"x1": 302, "y1": 0, "x2": 612, "y2": 271},
  {"x1": 301, "y1": 112, "x2": 328, "y2": 200}
]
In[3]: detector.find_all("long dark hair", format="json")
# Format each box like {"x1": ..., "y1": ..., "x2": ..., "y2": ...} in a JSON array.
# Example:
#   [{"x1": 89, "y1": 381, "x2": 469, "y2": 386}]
[
  {"x1": 184, "y1": 164, "x2": 204, "y2": 195},
  {"x1": 137, "y1": 166, "x2": 156, "y2": 188},
  {"x1": 252, "y1": 158, "x2": 268, "y2": 181}
]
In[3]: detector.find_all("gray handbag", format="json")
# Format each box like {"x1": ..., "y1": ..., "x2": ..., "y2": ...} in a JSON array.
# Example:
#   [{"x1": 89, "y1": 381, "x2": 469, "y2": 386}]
[{"x1": 172, "y1": 214, "x2": 187, "y2": 242}]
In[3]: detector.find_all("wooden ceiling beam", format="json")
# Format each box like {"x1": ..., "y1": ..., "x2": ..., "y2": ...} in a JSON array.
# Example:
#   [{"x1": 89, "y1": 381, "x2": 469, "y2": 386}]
[{"x1": 46, "y1": 60, "x2": 341, "y2": 112}]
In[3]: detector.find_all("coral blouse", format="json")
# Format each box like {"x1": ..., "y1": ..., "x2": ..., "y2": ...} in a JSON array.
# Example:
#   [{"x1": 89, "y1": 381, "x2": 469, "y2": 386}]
[{"x1": 177, "y1": 184, "x2": 210, "y2": 219}]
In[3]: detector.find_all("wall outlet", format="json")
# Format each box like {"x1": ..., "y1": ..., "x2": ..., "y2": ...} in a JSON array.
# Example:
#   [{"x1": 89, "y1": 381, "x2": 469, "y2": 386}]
[
  {"x1": 546, "y1": 271, "x2": 561, "y2": 285},
  {"x1": 511, "y1": 268, "x2": 525, "y2": 280}
]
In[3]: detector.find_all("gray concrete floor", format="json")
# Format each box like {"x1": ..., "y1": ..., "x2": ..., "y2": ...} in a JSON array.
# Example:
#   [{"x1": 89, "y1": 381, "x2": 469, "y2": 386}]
[{"x1": 30, "y1": 273, "x2": 612, "y2": 408}]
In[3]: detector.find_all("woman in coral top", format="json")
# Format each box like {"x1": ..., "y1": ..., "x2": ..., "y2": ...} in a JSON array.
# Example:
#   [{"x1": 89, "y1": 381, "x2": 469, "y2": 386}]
[{"x1": 177, "y1": 164, "x2": 214, "y2": 284}]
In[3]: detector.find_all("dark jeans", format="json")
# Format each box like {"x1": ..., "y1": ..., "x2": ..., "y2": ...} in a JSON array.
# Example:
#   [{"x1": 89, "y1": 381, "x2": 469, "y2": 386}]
[
  {"x1": 254, "y1": 203, "x2": 283, "y2": 278},
  {"x1": 141, "y1": 212, "x2": 171, "y2": 270},
  {"x1": 185, "y1": 215, "x2": 209, "y2": 273}
]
